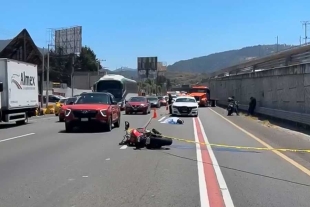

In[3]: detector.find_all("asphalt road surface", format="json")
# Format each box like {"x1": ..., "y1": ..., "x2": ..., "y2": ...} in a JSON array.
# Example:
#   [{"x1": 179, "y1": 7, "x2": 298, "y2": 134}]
[{"x1": 1, "y1": 107, "x2": 310, "y2": 207}]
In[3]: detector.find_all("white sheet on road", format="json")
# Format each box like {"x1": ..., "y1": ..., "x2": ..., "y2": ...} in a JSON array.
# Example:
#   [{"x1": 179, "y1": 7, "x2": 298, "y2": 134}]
[{"x1": 160, "y1": 117, "x2": 184, "y2": 124}]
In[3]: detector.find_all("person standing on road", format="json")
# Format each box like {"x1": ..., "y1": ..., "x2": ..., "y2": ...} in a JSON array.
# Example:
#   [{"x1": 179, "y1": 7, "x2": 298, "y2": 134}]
[
  {"x1": 168, "y1": 94, "x2": 173, "y2": 114},
  {"x1": 248, "y1": 97, "x2": 256, "y2": 116}
]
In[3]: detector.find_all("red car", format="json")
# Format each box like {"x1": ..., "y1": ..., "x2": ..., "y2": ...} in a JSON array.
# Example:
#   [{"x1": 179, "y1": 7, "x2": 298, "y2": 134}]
[
  {"x1": 125, "y1": 96, "x2": 151, "y2": 115},
  {"x1": 58, "y1": 97, "x2": 78, "y2": 122},
  {"x1": 64, "y1": 92, "x2": 121, "y2": 132},
  {"x1": 158, "y1": 96, "x2": 167, "y2": 106}
]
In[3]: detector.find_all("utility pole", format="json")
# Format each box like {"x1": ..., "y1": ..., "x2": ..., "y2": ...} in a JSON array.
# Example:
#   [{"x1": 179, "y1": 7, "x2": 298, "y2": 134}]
[
  {"x1": 156, "y1": 70, "x2": 159, "y2": 95},
  {"x1": 276, "y1": 36, "x2": 279, "y2": 52},
  {"x1": 46, "y1": 44, "x2": 50, "y2": 109},
  {"x1": 301, "y1": 21, "x2": 310, "y2": 44},
  {"x1": 71, "y1": 55, "x2": 75, "y2": 96},
  {"x1": 97, "y1": 59, "x2": 106, "y2": 75},
  {"x1": 41, "y1": 47, "x2": 45, "y2": 108},
  {"x1": 97, "y1": 61, "x2": 100, "y2": 75}
]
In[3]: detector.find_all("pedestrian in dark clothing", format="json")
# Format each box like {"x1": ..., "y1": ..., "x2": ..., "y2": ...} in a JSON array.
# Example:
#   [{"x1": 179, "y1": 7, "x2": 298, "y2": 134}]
[
  {"x1": 248, "y1": 97, "x2": 256, "y2": 116},
  {"x1": 168, "y1": 94, "x2": 173, "y2": 114}
]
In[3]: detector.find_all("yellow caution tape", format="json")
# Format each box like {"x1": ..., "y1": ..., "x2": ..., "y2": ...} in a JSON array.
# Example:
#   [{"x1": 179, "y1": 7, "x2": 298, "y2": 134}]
[
  {"x1": 166, "y1": 135, "x2": 310, "y2": 153},
  {"x1": 128, "y1": 128, "x2": 310, "y2": 153}
]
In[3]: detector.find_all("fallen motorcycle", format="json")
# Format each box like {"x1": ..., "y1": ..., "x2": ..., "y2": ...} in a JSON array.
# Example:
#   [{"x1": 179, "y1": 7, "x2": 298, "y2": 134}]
[{"x1": 119, "y1": 121, "x2": 173, "y2": 149}]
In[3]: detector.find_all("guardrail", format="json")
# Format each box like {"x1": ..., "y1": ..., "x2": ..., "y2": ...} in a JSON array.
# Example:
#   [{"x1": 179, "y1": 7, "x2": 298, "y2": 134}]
[{"x1": 210, "y1": 43, "x2": 310, "y2": 79}]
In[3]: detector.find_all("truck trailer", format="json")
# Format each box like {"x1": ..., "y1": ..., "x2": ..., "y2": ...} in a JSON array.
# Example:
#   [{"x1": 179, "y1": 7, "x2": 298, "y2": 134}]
[{"x1": 0, "y1": 58, "x2": 39, "y2": 125}]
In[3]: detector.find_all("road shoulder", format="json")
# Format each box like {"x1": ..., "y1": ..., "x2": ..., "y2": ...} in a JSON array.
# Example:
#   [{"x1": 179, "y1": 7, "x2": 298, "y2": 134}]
[{"x1": 210, "y1": 107, "x2": 310, "y2": 171}]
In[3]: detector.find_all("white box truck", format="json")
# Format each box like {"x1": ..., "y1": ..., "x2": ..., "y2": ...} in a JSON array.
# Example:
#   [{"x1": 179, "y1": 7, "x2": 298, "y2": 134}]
[{"x1": 0, "y1": 58, "x2": 39, "y2": 125}]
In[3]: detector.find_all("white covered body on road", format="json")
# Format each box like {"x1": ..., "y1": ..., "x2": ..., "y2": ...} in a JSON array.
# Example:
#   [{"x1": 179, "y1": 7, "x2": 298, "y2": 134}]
[{"x1": 172, "y1": 96, "x2": 198, "y2": 117}]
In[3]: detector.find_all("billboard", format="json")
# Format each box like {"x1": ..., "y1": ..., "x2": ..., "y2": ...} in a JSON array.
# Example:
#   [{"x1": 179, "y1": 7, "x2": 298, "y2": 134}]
[
  {"x1": 55, "y1": 26, "x2": 82, "y2": 55},
  {"x1": 157, "y1": 62, "x2": 167, "y2": 76},
  {"x1": 137, "y1": 57, "x2": 157, "y2": 80}
]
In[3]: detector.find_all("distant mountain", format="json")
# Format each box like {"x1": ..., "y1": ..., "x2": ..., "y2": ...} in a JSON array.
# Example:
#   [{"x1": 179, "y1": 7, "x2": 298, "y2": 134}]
[
  {"x1": 114, "y1": 67, "x2": 136, "y2": 72},
  {"x1": 167, "y1": 44, "x2": 294, "y2": 73},
  {"x1": 111, "y1": 67, "x2": 137, "y2": 79}
]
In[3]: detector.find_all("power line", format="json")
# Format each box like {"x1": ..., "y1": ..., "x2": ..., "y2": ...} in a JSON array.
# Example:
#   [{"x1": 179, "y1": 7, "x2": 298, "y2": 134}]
[{"x1": 301, "y1": 21, "x2": 310, "y2": 44}]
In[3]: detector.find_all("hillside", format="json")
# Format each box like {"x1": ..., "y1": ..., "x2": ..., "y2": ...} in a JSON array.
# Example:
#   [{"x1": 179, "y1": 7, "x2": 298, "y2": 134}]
[
  {"x1": 1, "y1": 39, "x2": 295, "y2": 85},
  {"x1": 167, "y1": 44, "x2": 294, "y2": 73}
]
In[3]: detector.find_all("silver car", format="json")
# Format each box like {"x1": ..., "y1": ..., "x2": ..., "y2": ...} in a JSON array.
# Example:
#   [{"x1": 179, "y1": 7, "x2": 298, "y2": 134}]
[{"x1": 147, "y1": 96, "x2": 160, "y2": 108}]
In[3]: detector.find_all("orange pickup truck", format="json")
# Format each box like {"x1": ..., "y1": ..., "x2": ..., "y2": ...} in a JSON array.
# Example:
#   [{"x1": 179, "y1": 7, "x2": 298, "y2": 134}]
[{"x1": 187, "y1": 85, "x2": 216, "y2": 107}]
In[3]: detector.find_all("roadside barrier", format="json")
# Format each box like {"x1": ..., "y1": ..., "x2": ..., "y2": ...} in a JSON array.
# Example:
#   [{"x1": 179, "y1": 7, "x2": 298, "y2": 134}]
[
  {"x1": 45, "y1": 105, "x2": 55, "y2": 114},
  {"x1": 37, "y1": 104, "x2": 55, "y2": 115}
]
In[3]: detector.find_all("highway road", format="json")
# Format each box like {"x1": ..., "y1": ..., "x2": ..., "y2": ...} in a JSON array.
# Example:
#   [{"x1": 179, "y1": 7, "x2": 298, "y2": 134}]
[{"x1": 1, "y1": 107, "x2": 310, "y2": 207}]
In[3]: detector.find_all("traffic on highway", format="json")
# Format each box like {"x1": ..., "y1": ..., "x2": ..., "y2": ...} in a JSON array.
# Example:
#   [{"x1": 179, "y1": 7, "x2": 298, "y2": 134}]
[
  {"x1": 1, "y1": 92, "x2": 310, "y2": 206},
  {"x1": 1, "y1": 63, "x2": 310, "y2": 206},
  {"x1": 0, "y1": 102, "x2": 310, "y2": 207}
]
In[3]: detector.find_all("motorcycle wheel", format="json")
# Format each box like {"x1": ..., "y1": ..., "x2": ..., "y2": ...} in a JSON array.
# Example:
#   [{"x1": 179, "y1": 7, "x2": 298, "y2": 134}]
[
  {"x1": 227, "y1": 109, "x2": 233, "y2": 116},
  {"x1": 147, "y1": 137, "x2": 173, "y2": 149}
]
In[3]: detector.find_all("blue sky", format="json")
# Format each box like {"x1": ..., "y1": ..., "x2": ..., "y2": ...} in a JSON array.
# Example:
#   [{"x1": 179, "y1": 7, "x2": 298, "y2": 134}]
[{"x1": 0, "y1": 0, "x2": 309, "y2": 69}]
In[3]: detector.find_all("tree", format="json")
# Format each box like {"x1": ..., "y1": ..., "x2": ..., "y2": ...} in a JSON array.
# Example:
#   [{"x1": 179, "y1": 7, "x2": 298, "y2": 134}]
[
  {"x1": 46, "y1": 46, "x2": 101, "y2": 85},
  {"x1": 76, "y1": 46, "x2": 99, "y2": 72}
]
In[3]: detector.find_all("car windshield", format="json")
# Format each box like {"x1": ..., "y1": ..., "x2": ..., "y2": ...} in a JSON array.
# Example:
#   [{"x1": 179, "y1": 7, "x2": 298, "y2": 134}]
[
  {"x1": 66, "y1": 97, "x2": 77, "y2": 104},
  {"x1": 96, "y1": 80, "x2": 123, "y2": 102},
  {"x1": 175, "y1": 98, "x2": 196, "y2": 103},
  {"x1": 129, "y1": 97, "x2": 146, "y2": 102},
  {"x1": 158, "y1": 96, "x2": 163, "y2": 100},
  {"x1": 147, "y1": 97, "x2": 158, "y2": 101},
  {"x1": 59, "y1": 99, "x2": 67, "y2": 103},
  {"x1": 76, "y1": 94, "x2": 109, "y2": 104}
]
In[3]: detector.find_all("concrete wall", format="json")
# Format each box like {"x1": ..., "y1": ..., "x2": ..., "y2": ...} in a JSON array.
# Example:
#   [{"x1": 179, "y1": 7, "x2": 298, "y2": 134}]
[
  {"x1": 208, "y1": 63, "x2": 310, "y2": 124},
  {"x1": 72, "y1": 72, "x2": 105, "y2": 90},
  {"x1": 43, "y1": 88, "x2": 92, "y2": 97}
]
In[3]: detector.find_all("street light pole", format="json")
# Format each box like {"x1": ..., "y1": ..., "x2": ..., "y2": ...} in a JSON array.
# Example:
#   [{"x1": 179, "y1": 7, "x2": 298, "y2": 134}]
[
  {"x1": 97, "y1": 61, "x2": 100, "y2": 75},
  {"x1": 41, "y1": 47, "x2": 45, "y2": 108},
  {"x1": 97, "y1": 59, "x2": 106, "y2": 75}
]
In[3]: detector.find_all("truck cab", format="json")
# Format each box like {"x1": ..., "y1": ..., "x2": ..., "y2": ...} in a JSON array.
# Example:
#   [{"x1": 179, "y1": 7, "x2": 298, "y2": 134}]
[{"x1": 188, "y1": 85, "x2": 211, "y2": 107}]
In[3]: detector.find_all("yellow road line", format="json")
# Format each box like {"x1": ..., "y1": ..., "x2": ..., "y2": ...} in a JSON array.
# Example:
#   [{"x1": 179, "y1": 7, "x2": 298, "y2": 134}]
[{"x1": 209, "y1": 108, "x2": 310, "y2": 177}]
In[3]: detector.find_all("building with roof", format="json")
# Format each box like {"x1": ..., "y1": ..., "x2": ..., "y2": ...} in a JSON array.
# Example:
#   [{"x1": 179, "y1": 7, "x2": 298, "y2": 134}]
[{"x1": 0, "y1": 29, "x2": 44, "y2": 92}]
